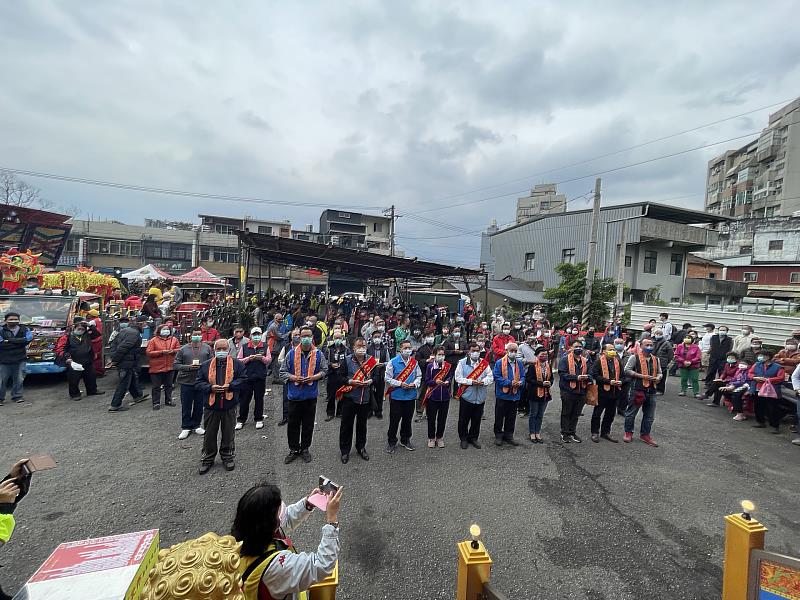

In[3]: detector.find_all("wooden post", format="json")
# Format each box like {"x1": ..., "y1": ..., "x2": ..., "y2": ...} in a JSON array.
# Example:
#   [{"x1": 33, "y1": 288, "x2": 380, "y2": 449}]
[{"x1": 722, "y1": 513, "x2": 766, "y2": 600}]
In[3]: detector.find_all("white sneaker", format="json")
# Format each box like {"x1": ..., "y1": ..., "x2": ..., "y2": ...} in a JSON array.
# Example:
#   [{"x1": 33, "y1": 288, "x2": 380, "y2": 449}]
[
  {"x1": 235, "y1": 422, "x2": 244, "y2": 430},
  {"x1": 194, "y1": 427, "x2": 205, "y2": 435},
  {"x1": 178, "y1": 429, "x2": 191, "y2": 440},
  {"x1": 733, "y1": 414, "x2": 746, "y2": 422},
  {"x1": 255, "y1": 421, "x2": 264, "y2": 429}
]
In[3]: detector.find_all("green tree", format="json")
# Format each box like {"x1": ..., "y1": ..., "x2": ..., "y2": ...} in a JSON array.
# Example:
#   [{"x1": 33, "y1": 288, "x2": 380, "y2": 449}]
[{"x1": 543, "y1": 262, "x2": 616, "y2": 327}]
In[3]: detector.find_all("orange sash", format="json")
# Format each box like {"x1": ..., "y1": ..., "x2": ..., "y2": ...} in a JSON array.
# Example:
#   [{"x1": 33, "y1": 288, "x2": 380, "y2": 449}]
[
  {"x1": 567, "y1": 352, "x2": 588, "y2": 389},
  {"x1": 384, "y1": 357, "x2": 418, "y2": 398},
  {"x1": 533, "y1": 360, "x2": 551, "y2": 398},
  {"x1": 207, "y1": 356, "x2": 234, "y2": 406},
  {"x1": 599, "y1": 355, "x2": 620, "y2": 392},
  {"x1": 500, "y1": 356, "x2": 520, "y2": 394},
  {"x1": 292, "y1": 345, "x2": 318, "y2": 387},
  {"x1": 422, "y1": 361, "x2": 451, "y2": 407},
  {"x1": 336, "y1": 355, "x2": 378, "y2": 401},
  {"x1": 638, "y1": 351, "x2": 657, "y2": 388},
  {"x1": 455, "y1": 358, "x2": 490, "y2": 399}
]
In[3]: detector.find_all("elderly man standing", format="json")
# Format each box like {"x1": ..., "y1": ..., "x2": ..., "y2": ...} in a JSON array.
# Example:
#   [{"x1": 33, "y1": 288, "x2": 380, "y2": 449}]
[
  {"x1": 492, "y1": 341, "x2": 524, "y2": 446},
  {"x1": 195, "y1": 339, "x2": 246, "y2": 474},
  {"x1": 623, "y1": 337, "x2": 662, "y2": 447}
]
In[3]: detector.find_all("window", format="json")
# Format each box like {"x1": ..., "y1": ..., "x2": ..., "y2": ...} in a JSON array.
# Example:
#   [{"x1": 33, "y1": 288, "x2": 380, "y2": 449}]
[
  {"x1": 524, "y1": 252, "x2": 535, "y2": 271},
  {"x1": 145, "y1": 242, "x2": 190, "y2": 261},
  {"x1": 739, "y1": 245, "x2": 752, "y2": 255},
  {"x1": 670, "y1": 297, "x2": 681, "y2": 303},
  {"x1": 669, "y1": 253, "x2": 683, "y2": 276},
  {"x1": 561, "y1": 248, "x2": 576, "y2": 265},
  {"x1": 766, "y1": 207, "x2": 775, "y2": 217},
  {"x1": 790, "y1": 272, "x2": 800, "y2": 284},
  {"x1": 65, "y1": 238, "x2": 79, "y2": 253},
  {"x1": 708, "y1": 273, "x2": 716, "y2": 279},
  {"x1": 258, "y1": 225, "x2": 273, "y2": 235},
  {"x1": 539, "y1": 201, "x2": 550, "y2": 210},
  {"x1": 743, "y1": 272, "x2": 758, "y2": 282},
  {"x1": 643, "y1": 250, "x2": 658, "y2": 274},
  {"x1": 624, "y1": 255, "x2": 632, "y2": 268},
  {"x1": 373, "y1": 222, "x2": 382, "y2": 233},
  {"x1": 768, "y1": 239, "x2": 783, "y2": 251},
  {"x1": 338, "y1": 212, "x2": 351, "y2": 219}
]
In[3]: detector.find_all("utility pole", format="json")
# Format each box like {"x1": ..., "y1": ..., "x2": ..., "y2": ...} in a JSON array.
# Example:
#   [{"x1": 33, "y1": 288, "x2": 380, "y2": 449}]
[
  {"x1": 614, "y1": 219, "x2": 628, "y2": 319},
  {"x1": 389, "y1": 204, "x2": 395, "y2": 257},
  {"x1": 581, "y1": 177, "x2": 602, "y2": 325}
]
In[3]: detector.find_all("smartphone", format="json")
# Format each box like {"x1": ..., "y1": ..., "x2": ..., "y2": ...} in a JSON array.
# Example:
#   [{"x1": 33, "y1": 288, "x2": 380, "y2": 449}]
[
  {"x1": 20, "y1": 455, "x2": 57, "y2": 477},
  {"x1": 307, "y1": 476, "x2": 339, "y2": 511}
]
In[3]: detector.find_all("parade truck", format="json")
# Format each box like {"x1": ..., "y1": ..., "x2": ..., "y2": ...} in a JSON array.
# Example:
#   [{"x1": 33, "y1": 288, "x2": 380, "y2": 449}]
[{"x1": 0, "y1": 290, "x2": 102, "y2": 374}]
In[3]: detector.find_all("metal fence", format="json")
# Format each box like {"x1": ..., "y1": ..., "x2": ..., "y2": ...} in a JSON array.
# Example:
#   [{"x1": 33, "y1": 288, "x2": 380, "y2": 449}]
[
  {"x1": 630, "y1": 304, "x2": 800, "y2": 348},
  {"x1": 480, "y1": 583, "x2": 511, "y2": 600}
]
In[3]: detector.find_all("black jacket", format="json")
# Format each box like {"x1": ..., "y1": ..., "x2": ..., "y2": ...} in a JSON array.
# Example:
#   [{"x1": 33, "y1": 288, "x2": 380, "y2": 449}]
[
  {"x1": 709, "y1": 334, "x2": 734, "y2": 361},
  {"x1": 110, "y1": 326, "x2": 142, "y2": 369},
  {"x1": 57, "y1": 331, "x2": 100, "y2": 366},
  {"x1": 0, "y1": 324, "x2": 31, "y2": 364}
]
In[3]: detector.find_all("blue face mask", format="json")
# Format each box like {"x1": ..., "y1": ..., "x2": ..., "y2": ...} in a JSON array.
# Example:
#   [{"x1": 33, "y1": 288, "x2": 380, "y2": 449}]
[
  {"x1": 215, "y1": 351, "x2": 228, "y2": 359},
  {"x1": 643, "y1": 346, "x2": 654, "y2": 353},
  {"x1": 756, "y1": 355, "x2": 766, "y2": 363},
  {"x1": 119, "y1": 322, "x2": 130, "y2": 329},
  {"x1": 614, "y1": 344, "x2": 624, "y2": 352}
]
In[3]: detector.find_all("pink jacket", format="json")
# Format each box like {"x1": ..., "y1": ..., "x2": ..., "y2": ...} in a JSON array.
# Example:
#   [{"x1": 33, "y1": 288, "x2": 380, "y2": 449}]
[{"x1": 674, "y1": 343, "x2": 701, "y2": 369}]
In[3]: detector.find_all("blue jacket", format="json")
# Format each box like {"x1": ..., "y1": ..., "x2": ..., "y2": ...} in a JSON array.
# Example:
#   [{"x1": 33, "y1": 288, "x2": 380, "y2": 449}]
[
  {"x1": 493, "y1": 357, "x2": 525, "y2": 401},
  {"x1": 385, "y1": 354, "x2": 421, "y2": 401},
  {"x1": 455, "y1": 357, "x2": 493, "y2": 404},
  {"x1": 285, "y1": 346, "x2": 325, "y2": 401}
]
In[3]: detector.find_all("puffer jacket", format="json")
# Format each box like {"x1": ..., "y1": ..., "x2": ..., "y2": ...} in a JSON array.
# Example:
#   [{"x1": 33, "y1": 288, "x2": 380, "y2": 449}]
[{"x1": 110, "y1": 326, "x2": 142, "y2": 369}]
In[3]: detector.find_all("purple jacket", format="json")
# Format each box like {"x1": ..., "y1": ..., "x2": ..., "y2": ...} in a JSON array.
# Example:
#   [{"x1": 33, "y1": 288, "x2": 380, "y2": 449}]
[
  {"x1": 425, "y1": 362, "x2": 452, "y2": 402},
  {"x1": 674, "y1": 343, "x2": 701, "y2": 369}
]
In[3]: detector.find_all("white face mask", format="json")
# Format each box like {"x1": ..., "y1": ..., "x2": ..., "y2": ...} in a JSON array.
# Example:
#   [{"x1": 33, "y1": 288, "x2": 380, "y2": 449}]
[
  {"x1": 355, "y1": 347, "x2": 366, "y2": 356},
  {"x1": 372, "y1": 337, "x2": 381, "y2": 344},
  {"x1": 435, "y1": 355, "x2": 445, "y2": 363},
  {"x1": 507, "y1": 352, "x2": 517, "y2": 360},
  {"x1": 452, "y1": 332, "x2": 460, "y2": 338},
  {"x1": 425, "y1": 337, "x2": 434, "y2": 345},
  {"x1": 401, "y1": 349, "x2": 412, "y2": 358},
  {"x1": 469, "y1": 351, "x2": 480, "y2": 360}
]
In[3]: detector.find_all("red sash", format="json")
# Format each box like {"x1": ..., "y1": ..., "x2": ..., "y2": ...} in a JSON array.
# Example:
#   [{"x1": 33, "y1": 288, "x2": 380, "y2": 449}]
[
  {"x1": 422, "y1": 361, "x2": 451, "y2": 407},
  {"x1": 335, "y1": 355, "x2": 378, "y2": 401},
  {"x1": 384, "y1": 357, "x2": 418, "y2": 398},
  {"x1": 455, "y1": 358, "x2": 490, "y2": 399}
]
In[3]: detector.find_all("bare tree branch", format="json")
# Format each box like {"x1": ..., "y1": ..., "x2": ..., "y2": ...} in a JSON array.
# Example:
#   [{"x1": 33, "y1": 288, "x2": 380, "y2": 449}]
[{"x1": 0, "y1": 169, "x2": 46, "y2": 209}]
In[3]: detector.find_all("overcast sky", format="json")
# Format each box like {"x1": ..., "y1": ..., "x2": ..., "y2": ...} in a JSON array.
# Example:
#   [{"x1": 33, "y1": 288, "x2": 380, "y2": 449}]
[{"x1": 1, "y1": 1, "x2": 799, "y2": 266}]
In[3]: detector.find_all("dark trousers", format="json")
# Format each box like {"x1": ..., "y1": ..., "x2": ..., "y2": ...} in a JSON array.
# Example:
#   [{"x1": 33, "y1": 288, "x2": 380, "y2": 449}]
[
  {"x1": 655, "y1": 370, "x2": 667, "y2": 394},
  {"x1": 150, "y1": 371, "x2": 174, "y2": 406},
  {"x1": 427, "y1": 400, "x2": 450, "y2": 439},
  {"x1": 560, "y1": 391, "x2": 585, "y2": 436},
  {"x1": 728, "y1": 390, "x2": 745, "y2": 413},
  {"x1": 705, "y1": 380, "x2": 727, "y2": 404},
  {"x1": 281, "y1": 384, "x2": 289, "y2": 421},
  {"x1": 326, "y1": 374, "x2": 344, "y2": 417},
  {"x1": 339, "y1": 398, "x2": 369, "y2": 453},
  {"x1": 287, "y1": 398, "x2": 317, "y2": 452},
  {"x1": 618, "y1": 382, "x2": 631, "y2": 415},
  {"x1": 180, "y1": 384, "x2": 203, "y2": 429},
  {"x1": 111, "y1": 367, "x2": 143, "y2": 408},
  {"x1": 269, "y1": 349, "x2": 282, "y2": 381},
  {"x1": 704, "y1": 359, "x2": 723, "y2": 386},
  {"x1": 458, "y1": 400, "x2": 484, "y2": 441},
  {"x1": 416, "y1": 385, "x2": 427, "y2": 415},
  {"x1": 518, "y1": 382, "x2": 530, "y2": 414},
  {"x1": 239, "y1": 378, "x2": 266, "y2": 423},
  {"x1": 201, "y1": 406, "x2": 236, "y2": 465},
  {"x1": 754, "y1": 394, "x2": 788, "y2": 428},
  {"x1": 493, "y1": 398, "x2": 517, "y2": 439},
  {"x1": 67, "y1": 362, "x2": 97, "y2": 398},
  {"x1": 370, "y1": 375, "x2": 385, "y2": 416},
  {"x1": 591, "y1": 392, "x2": 619, "y2": 435},
  {"x1": 387, "y1": 399, "x2": 414, "y2": 445}
]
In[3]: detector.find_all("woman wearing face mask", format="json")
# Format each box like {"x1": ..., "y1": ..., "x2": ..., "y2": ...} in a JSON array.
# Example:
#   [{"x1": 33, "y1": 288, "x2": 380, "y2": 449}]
[
  {"x1": 55, "y1": 319, "x2": 104, "y2": 401},
  {"x1": 719, "y1": 361, "x2": 751, "y2": 421},
  {"x1": 201, "y1": 317, "x2": 220, "y2": 343},
  {"x1": 233, "y1": 481, "x2": 342, "y2": 600},
  {"x1": 674, "y1": 336, "x2": 702, "y2": 398},
  {"x1": 146, "y1": 323, "x2": 181, "y2": 410},
  {"x1": 748, "y1": 349, "x2": 787, "y2": 433},
  {"x1": 434, "y1": 325, "x2": 451, "y2": 347},
  {"x1": 414, "y1": 330, "x2": 436, "y2": 422},
  {"x1": 773, "y1": 338, "x2": 800, "y2": 371},
  {"x1": 423, "y1": 347, "x2": 453, "y2": 448},
  {"x1": 704, "y1": 351, "x2": 739, "y2": 407},
  {"x1": 525, "y1": 346, "x2": 553, "y2": 443}
]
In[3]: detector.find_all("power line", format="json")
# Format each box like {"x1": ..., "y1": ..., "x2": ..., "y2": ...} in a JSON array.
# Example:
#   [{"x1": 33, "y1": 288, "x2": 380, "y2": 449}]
[
  {"x1": 0, "y1": 166, "x2": 385, "y2": 211},
  {"x1": 418, "y1": 98, "x2": 790, "y2": 207}
]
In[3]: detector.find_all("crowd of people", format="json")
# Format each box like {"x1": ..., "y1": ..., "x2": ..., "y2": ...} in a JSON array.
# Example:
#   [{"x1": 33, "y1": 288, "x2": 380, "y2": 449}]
[{"x1": 2, "y1": 290, "x2": 800, "y2": 473}]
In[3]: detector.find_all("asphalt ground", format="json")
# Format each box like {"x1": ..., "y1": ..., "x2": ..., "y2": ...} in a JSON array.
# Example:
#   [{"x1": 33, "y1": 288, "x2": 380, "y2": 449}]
[{"x1": 1, "y1": 371, "x2": 799, "y2": 600}]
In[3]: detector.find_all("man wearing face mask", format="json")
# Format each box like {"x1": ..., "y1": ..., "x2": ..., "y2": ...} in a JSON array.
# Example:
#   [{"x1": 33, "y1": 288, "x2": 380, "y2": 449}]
[
  {"x1": 455, "y1": 342, "x2": 493, "y2": 448},
  {"x1": 337, "y1": 337, "x2": 377, "y2": 463},
  {"x1": 651, "y1": 328, "x2": 674, "y2": 396},
  {"x1": 55, "y1": 318, "x2": 104, "y2": 401},
  {"x1": 491, "y1": 324, "x2": 514, "y2": 362},
  {"x1": 174, "y1": 328, "x2": 212, "y2": 439},
  {"x1": 201, "y1": 318, "x2": 220, "y2": 344},
  {"x1": 366, "y1": 329, "x2": 390, "y2": 419},
  {"x1": 517, "y1": 330, "x2": 538, "y2": 418},
  {"x1": 732, "y1": 325, "x2": 755, "y2": 357},
  {"x1": 236, "y1": 327, "x2": 272, "y2": 430},
  {"x1": 705, "y1": 325, "x2": 733, "y2": 390},
  {"x1": 282, "y1": 328, "x2": 327, "y2": 464},
  {"x1": 493, "y1": 342, "x2": 525, "y2": 446},
  {"x1": 511, "y1": 322, "x2": 524, "y2": 342},
  {"x1": 583, "y1": 327, "x2": 602, "y2": 362},
  {"x1": 434, "y1": 325, "x2": 451, "y2": 347},
  {"x1": 227, "y1": 325, "x2": 250, "y2": 360},
  {"x1": 324, "y1": 331, "x2": 349, "y2": 422},
  {"x1": 0, "y1": 312, "x2": 33, "y2": 405},
  {"x1": 195, "y1": 339, "x2": 246, "y2": 474},
  {"x1": 414, "y1": 330, "x2": 436, "y2": 422},
  {"x1": 146, "y1": 322, "x2": 181, "y2": 410},
  {"x1": 442, "y1": 326, "x2": 465, "y2": 392},
  {"x1": 108, "y1": 316, "x2": 148, "y2": 412},
  {"x1": 613, "y1": 338, "x2": 633, "y2": 416},
  {"x1": 623, "y1": 338, "x2": 662, "y2": 446},
  {"x1": 700, "y1": 323, "x2": 715, "y2": 371},
  {"x1": 589, "y1": 344, "x2": 623, "y2": 443},
  {"x1": 558, "y1": 340, "x2": 591, "y2": 443},
  {"x1": 384, "y1": 340, "x2": 422, "y2": 453}
]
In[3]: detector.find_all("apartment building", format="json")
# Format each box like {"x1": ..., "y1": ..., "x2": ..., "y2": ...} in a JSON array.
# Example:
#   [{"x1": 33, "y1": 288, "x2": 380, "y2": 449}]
[
  {"x1": 318, "y1": 210, "x2": 391, "y2": 254},
  {"x1": 705, "y1": 96, "x2": 800, "y2": 217},
  {"x1": 515, "y1": 184, "x2": 567, "y2": 223}
]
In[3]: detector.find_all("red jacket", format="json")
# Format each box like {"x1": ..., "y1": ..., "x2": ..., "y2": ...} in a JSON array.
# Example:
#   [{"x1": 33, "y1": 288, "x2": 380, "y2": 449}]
[
  {"x1": 201, "y1": 327, "x2": 220, "y2": 343},
  {"x1": 491, "y1": 334, "x2": 514, "y2": 360},
  {"x1": 146, "y1": 335, "x2": 181, "y2": 373}
]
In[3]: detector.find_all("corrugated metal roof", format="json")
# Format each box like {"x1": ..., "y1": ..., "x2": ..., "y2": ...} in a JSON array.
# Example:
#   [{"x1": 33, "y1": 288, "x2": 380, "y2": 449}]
[{"x1": 492, "y1": 288, "x2": 548, "y2": 304}]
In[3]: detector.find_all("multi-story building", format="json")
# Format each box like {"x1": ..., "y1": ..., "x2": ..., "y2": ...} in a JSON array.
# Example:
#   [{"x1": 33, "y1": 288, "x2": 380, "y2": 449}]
[
  {"x1": 481, "y1": 202, "x2": 725, "y2": 305},
  {"x1": 705, "y1": 96, "x2": 800, "y2": 217},
  {"x1": 318, "y1": 210, "x2": 391, "y2": 254},
  {"x1": 515, "y1": 184, "x2": 567, "y2": 223},
  {"x1": 695, "y1": 216, "x2": 800, "y2": 263}
]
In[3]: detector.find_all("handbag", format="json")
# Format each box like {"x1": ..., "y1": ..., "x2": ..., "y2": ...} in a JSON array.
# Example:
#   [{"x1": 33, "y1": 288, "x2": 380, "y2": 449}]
[
  {"x1": 759, "y1": 380, "x2": 778, "y2": 399},
  {"x1": 584, "y1": 383, "x2": 598, "y2": 406}
]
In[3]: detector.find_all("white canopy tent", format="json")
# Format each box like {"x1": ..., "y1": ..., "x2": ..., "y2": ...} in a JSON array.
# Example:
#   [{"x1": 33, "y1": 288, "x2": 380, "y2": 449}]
[{"x1": 120, "y1": 264, "x2": 173, "y2": 281}]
